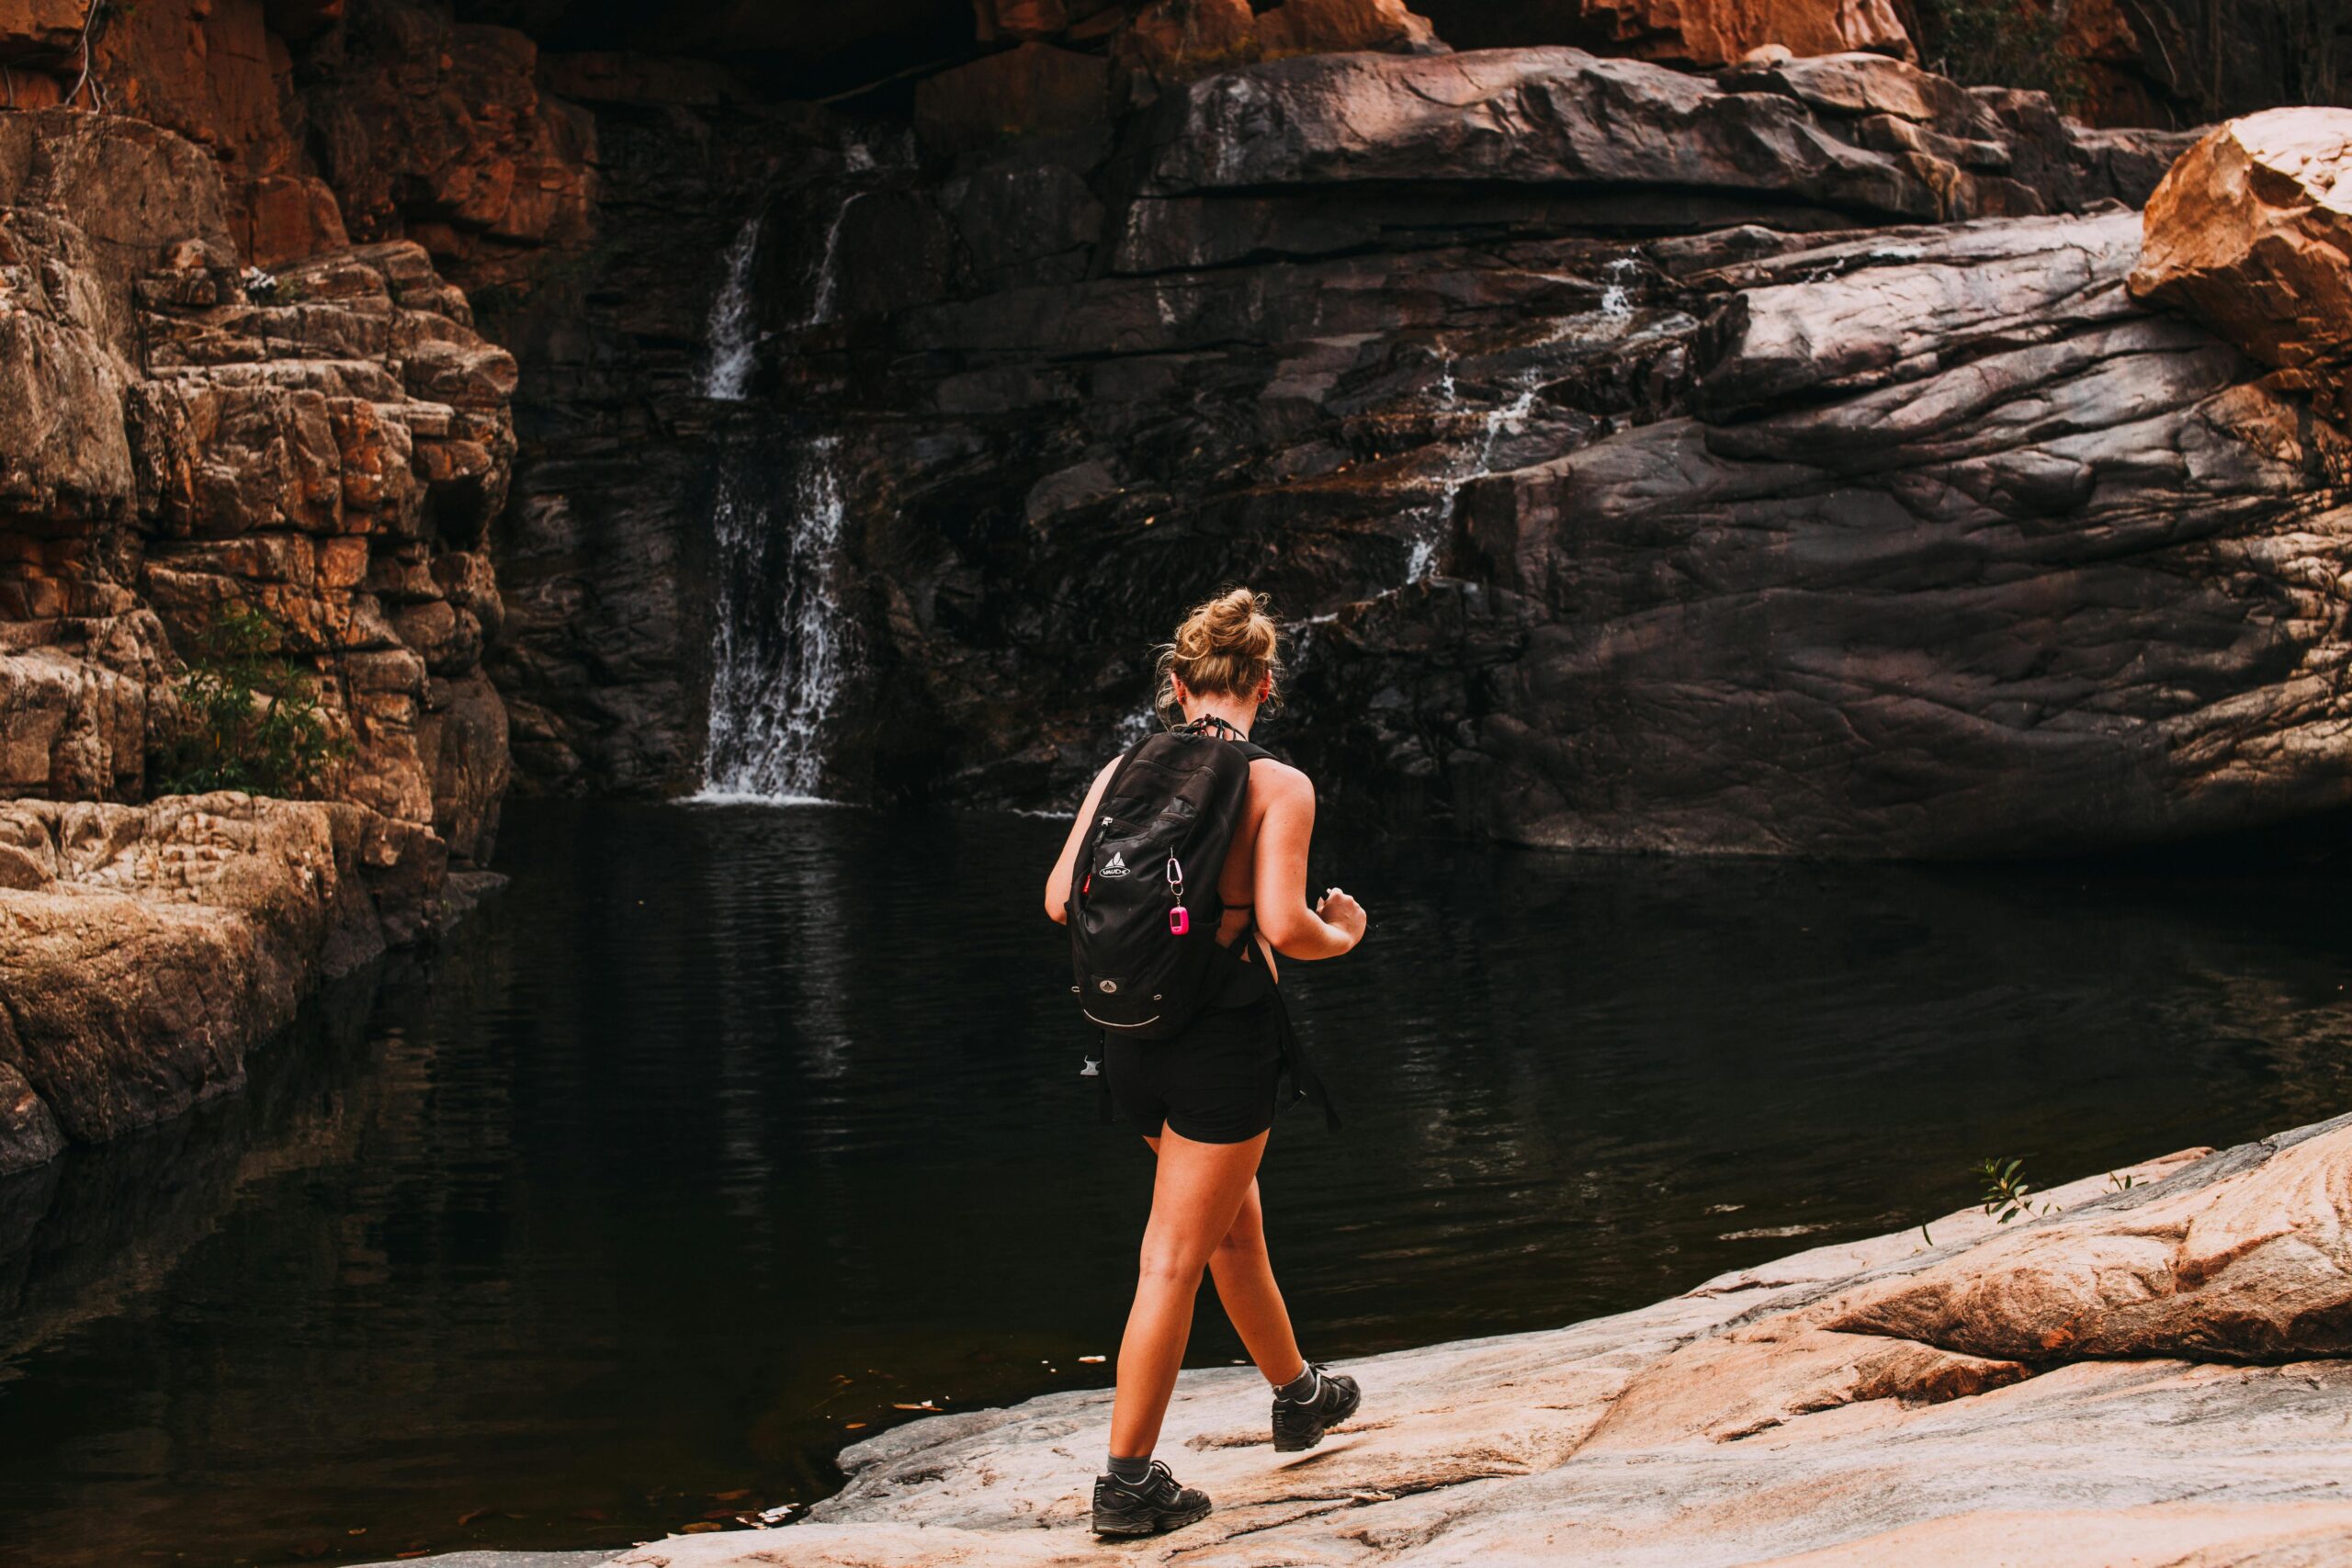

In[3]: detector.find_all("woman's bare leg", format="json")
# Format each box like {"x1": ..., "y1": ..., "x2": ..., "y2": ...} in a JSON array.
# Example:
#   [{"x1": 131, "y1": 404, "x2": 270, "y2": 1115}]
[
  {"x1": 1207, "y1": 1178, "x2": 1306, "y2": 1386},
  {"x1": 1109, "y1": 1128, "x2": 1269, "y2": 1459}
]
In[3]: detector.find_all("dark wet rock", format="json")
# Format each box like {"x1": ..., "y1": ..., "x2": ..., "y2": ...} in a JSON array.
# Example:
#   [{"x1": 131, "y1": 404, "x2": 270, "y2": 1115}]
[{"x1": 536, "y1": 42, "x2": 2352, "y2": 863}]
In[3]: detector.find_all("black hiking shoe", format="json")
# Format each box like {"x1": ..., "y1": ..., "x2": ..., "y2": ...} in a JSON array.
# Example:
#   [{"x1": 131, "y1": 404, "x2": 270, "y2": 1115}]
[
  {"x1": 1091, "y1": 1461, "x2": 1212, "y2": 1537},
  {"x1": 1272, "y1": 1364, "x2": 1362, "y2": 1452}
]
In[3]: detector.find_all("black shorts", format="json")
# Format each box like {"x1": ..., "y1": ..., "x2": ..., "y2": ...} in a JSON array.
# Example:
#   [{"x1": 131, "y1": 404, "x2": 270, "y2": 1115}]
[{"x1": 1104, "y1": 998, "x2": 1283, "y2": 1145}]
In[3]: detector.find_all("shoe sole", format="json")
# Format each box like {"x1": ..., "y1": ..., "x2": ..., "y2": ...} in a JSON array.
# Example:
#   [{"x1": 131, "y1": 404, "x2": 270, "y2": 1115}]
[
  {"x1": 1272, "y1": 1382, "x2": 1363, "y2": 1452},
  {"x1": 1093, "y1": 1499, "x2": 1213, "y2": 1537}
]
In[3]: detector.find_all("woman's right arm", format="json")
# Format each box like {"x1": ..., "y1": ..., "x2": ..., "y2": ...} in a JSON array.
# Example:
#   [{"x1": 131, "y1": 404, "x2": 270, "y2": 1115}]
[
  {"x1": 1251, "y1": 765, "x2": 1366, "y2": 961},
  {"x1": 1043, "y1": 757, "x2": 1122, "y2": 923}
]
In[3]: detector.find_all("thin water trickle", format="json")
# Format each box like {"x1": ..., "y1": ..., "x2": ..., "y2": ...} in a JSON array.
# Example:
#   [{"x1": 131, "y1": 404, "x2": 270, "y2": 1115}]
[
  {"x1": 699, "y1": 213, "x2": 763, "y2": 400},
  {"x1": 802, "y1": 191, "x2": 861, "y2": 328},
  {"x1": 1599, "y1": 252, "x2": 1641, "y2": 320},
  {"x1": 1408, "y1": 371, "x2": 1547, "y2": 583},
  {"x1": 696, "y1": 439, "x2": 855, "y2": 802}
]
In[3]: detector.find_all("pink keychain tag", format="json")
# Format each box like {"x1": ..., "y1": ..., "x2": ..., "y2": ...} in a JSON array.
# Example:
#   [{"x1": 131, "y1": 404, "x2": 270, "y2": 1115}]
[{"x1": 1169, "y1": 906, "x2": 1190, "y2": 935}]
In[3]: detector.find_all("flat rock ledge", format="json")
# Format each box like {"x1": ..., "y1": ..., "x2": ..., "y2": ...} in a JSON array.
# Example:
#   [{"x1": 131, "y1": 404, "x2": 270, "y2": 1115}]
[
  {"x1": 0, "y1": 791, "x2": 457, "y2": 1174},
  {"x1": 548, "y1": 1114, "x2": 2352, "y2": 1566}
]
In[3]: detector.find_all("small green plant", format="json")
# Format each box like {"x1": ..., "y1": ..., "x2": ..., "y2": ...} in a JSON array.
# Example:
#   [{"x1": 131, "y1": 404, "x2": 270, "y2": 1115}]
[
  {"x1": 150, "y1": 605, "x2": 351, "y2": 798},
  {"x1": 1977, "y1": 1156, "x2": 2052, "y2": 1225},
  {"x1": 1915, "y1": 0, "x2": 2087, "y2": 110},
  {"x1": 2108, "y1": 1169, "x2": 2137, "y2": 1192}
]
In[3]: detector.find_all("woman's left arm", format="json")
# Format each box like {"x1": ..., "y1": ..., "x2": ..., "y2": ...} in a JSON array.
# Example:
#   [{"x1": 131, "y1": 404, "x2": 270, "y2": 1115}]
[{"x1": 1044, "y1": 757, "x2": 1122, "y2": 923}]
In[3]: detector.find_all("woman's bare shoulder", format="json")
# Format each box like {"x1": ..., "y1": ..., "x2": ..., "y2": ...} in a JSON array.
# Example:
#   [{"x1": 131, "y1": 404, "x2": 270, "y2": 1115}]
[{"x1": 1249, "y1": 755, "x2": 1314, "y2": 807}]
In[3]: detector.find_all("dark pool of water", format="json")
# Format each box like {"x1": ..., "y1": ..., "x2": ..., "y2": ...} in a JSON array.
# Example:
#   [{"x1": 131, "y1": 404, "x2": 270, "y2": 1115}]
[{"x1": 5, "y1": 802, "x2": 2352, "y2": 1565}]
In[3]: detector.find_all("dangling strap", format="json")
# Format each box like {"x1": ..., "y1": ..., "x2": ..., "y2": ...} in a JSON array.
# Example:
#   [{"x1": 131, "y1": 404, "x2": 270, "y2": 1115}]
[
  {"x1": 1084, "y1": 1028, "x2": 1114, "y2": 1124},
  {"x1": 1221, "y1": 917, "x2": 1340, "y2": 1133},
  {"x1": 1270, "y1": 984, "x2": 1340, "y2": 1132}
]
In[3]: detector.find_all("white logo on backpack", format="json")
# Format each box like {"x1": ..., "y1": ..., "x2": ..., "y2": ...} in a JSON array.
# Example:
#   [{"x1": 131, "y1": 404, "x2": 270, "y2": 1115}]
[{"x1": 1102, "y1": 852, "x2": 1129, "y2": 878}]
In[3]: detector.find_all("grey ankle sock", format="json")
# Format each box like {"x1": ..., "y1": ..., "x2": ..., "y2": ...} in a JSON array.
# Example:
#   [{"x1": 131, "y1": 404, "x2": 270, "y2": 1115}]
[
  {"x1": 1275, "y1": 1365, "x2": 1319, "y2": 1404},
  {"x1": 1107, "y1": 1453, "x2": 1153, "y2": 1483}
]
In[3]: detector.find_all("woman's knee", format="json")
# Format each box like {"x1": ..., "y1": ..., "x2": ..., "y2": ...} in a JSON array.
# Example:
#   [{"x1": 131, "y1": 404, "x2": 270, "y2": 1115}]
[
  {"x1": 1214, "y1": 1213, "x2": 1266, "y2": 1261},
  {"x1": 1136, "y1": 1231, "x2": 1216, "y2": 1285}
]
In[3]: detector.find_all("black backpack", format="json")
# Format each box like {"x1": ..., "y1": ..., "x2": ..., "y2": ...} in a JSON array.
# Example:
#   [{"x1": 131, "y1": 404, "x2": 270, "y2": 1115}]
[{"x1": 1066, "y1": 720, "x2": 1270, "y2": 1041}]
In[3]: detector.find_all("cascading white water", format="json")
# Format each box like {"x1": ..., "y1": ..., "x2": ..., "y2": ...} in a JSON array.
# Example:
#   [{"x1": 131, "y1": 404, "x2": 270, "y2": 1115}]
[
  {"x1": 801, "y1": 190, "x2": 861, "y2": 328},
  {"x1": 1410, "y1": 371, "x2": 1547, "y2": 581},
  {"x1": 1599, "y1": 253, "x2": 1641, "y2": 320},
  {"x1": 695, "y1": 439, "x2": 854, "y2": 803},
  {"x1": 700, "y1": 215, "x2": 763, "y2": 400}
]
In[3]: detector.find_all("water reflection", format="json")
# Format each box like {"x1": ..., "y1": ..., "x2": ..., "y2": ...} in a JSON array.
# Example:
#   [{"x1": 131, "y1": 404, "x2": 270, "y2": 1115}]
[{"x1": 2, "y1": 803, "x2": 2349, "y2": 1565}]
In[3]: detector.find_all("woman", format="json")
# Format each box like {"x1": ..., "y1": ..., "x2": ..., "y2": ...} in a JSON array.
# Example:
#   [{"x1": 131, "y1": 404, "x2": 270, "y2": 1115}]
[{"x1": 1045, "y1": 587, "x2": 1370, "y2": 1538}]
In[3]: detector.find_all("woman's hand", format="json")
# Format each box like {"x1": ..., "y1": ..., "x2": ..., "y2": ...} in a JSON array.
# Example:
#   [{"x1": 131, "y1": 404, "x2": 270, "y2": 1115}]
[{"x1": 1315, "y1": 887, "x2": 1367, "y2": 950}]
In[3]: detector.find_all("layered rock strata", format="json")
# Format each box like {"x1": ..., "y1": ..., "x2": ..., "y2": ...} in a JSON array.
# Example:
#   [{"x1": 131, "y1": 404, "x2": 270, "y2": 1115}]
[
  {"x1": 0, "y1": 792, "x2": 447, "y2": 1176},
  {"x1": 601, "y1": 1118, "x2": 2352, "y2": 1566},
  {"x1": 0, "y1": 100, "x2": 516, "y2": 1168},
  {"x1": 606, "y1": 46, "x2": 2352, "y2": 859},
  {"x1": 0, "y1": 106, "x2": 517, "y2": 863}
]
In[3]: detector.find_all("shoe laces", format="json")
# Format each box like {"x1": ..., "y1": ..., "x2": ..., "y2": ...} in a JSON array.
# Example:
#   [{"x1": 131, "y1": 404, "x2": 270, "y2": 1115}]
[{"x1": 1113, "y1": 1460, "x2": 1181, "y2": 1501}]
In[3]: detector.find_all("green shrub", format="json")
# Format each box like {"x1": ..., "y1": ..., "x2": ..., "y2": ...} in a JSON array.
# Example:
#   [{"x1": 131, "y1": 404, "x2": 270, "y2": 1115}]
[
  {"x1": 151, "y1": 605, "x2": 352, "y2": 798},
  {"x1": 1915, "y1": 0, "x2": 2088, "y2": 110}
]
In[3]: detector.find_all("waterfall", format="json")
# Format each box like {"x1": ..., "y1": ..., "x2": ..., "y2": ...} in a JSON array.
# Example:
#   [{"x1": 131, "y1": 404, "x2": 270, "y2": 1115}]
[
  {"x1": 801, "y1": 191, "x2": 861, "y2": 329},
  {"x1": 700, "y1": 214, "x2": 763, "y2": 400},
  {"x1": 1412, "y1": 372, "x2": 1546, "y2": 582},
  {"x1": 1600, "y1": 253, "x2": 1640, "y2": 320},
  {"x1": 695, "y1": 438, "x2": 854, "y2": 803}
]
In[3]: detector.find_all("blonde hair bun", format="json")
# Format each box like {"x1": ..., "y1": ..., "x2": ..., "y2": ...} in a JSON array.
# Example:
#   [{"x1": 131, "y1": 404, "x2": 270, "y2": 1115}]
[{"x1": 1158, "y1": 586, "x2": 1283, "y2": 715}]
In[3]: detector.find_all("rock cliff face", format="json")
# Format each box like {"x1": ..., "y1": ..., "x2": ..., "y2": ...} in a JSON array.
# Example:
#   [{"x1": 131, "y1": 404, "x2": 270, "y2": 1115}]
[
  {"x1": 0, "y1": 106, "x2": 517, "y2": 863},
  {"x1": 590, "y1": 1116, "x2": 2352, "y2": 1565},
  {"x1": 5, "y1": 6, "x2": 2351, "y2": 861},
  {"x1": 606, "y1": 46, "x2": 2352, "y2": 857},
  {"x1": 0, "y1": 35, "x2": 521, "y2": 1166}
]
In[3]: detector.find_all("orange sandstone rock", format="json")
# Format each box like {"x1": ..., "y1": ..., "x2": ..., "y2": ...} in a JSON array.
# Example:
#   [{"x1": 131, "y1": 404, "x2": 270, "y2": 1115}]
[
  {"x1": 1580, "y1": 0, "x2": 1912, "y2": 68},
  {"x1": 1115, "y1": 0, "x2": 1261, "y2": 79},
  {"x1": 2129, "y1": 108, "x2": 2352, "y2": 378},
  {"x1": 1256, "y1": 0, "x2": 1443, "y2": 59}
]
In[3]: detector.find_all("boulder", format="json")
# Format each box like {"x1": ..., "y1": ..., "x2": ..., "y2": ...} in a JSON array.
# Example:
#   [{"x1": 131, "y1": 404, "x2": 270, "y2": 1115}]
[
  {"x1": 2129, "y1": 108, "x2": 2352, "y2": 393},
  {"x1": 1824, "y1": 1120, "x2": 2352, "y2": 1362},
  {"x1": 0, "y1": 792, "x2": 445, "y2": 1175}
]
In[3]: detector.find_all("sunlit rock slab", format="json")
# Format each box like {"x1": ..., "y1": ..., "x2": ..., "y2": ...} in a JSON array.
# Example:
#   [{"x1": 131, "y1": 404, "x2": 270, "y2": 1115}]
[{"x1": 573, "y1": 1128, "x2": 2352, "y2": 1566}]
